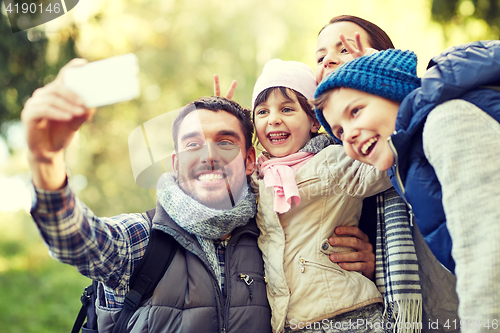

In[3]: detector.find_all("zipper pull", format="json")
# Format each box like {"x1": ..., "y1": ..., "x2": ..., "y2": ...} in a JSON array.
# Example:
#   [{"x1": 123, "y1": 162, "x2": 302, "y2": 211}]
[
  {"x1": 239, "y1": 273, "x2": 253, "y2": 285},
  {"x1": 300, "y1": 258, "x2": 305, "y2": 273},
  {"x1": 239, "y1": 274, "x2": 254, "y2": 300},
  {"x1": 409, "y1": 210, "x2": 415, "y2": 227}
]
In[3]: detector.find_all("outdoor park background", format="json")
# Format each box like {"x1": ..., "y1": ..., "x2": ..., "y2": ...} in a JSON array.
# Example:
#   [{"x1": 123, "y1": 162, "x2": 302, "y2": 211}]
[{"x1": 0, "y1": 0, "x2": 498, "y2": 331}]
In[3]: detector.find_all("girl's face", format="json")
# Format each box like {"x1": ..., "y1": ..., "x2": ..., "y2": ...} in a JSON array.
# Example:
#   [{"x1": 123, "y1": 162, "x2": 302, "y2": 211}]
[
  {"x1": 254, "y1": 89, "x2": 319, "y2": 158},
  {"x1": 321, "y1": 88, "x2": 400, "y2": 171},
  {"x1": 315, "y1": 22, "x2": 371, "y2": 84}
]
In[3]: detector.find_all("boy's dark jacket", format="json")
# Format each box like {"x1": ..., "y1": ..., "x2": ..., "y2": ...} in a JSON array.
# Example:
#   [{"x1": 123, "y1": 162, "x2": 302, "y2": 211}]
[{"x1": 389, "y1": 40, "x2": 500, "y2": 273}]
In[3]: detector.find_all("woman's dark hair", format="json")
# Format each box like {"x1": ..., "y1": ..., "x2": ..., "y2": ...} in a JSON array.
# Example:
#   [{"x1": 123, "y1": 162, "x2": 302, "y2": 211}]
[
  {"x1": 252, "y1": 87, "x2": 319, "y2": 147},
  {"x1": 319, "y1": 15, "x2": 394, "y2": 50}
]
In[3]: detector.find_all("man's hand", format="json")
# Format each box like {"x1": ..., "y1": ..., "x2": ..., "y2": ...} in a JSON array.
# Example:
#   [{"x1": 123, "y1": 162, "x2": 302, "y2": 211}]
[
  {"x1": 213, "y1": 74, "x2": 237, "y2": 99},
  {"x1": 339, "y1": 32, "x2": 379, "y2": 59},
  {"x1": 328, "y1": 226, "x2": 375, "y2": 280},
  {"x1": 21, "y1": 58, "x2": 95, "y2": 190}
]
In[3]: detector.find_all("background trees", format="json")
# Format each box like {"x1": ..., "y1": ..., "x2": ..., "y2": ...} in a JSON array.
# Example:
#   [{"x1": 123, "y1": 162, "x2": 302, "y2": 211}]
[{"x1": 431, "y1": 0, "x2": 500, "y2": 40}]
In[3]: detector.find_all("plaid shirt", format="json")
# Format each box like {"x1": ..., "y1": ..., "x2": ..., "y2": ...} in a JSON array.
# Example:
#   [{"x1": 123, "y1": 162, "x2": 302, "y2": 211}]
[
  {"x1": 214, "y1": 237, "x2": 230, "y2": 294},
  {"x1": 30, "y1": 183, "x2": 227, "y2": 309}
]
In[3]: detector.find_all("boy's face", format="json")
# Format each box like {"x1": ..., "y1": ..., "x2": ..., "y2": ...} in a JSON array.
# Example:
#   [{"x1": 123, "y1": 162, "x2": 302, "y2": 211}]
[
  {"x1": 172, "y1": 109, "x2": 255, "y2": 209},
  {"x1": 322, "y1": 88, "x2": 400, "y2": 171}
]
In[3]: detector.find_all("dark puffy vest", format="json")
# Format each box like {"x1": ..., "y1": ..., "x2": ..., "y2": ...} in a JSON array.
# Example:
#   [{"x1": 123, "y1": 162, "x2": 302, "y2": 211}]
[{"x1": 96, "y1": 204, "x2": 272, "y2": 333}]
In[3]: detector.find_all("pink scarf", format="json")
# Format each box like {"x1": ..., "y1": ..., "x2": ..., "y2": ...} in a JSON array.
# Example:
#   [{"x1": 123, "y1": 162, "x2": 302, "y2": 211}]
[{"x1": 258, "y1": 152, "x2": 315, "y2": 214}]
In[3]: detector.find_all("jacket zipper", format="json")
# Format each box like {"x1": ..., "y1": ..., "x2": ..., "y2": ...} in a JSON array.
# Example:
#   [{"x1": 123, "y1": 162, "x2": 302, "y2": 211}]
[
  {"x1": 387, "y1": 136, "x2": 415, "y2": 226},
  {"x1": 238, "y1": 273, "x2": 266, "y2": 300},
  {"x1": 155, "y1": 224, "x2": 255, "y2": 333},
  {"x1": 221, "y1": 227, "x2": 260, "y2": 333},
  {"x1": 238, "y1": 273, "x2": 265, "y2": 283},
  {"x1": 187, "y1": 237, "x2": 224, "y2": 333},
  {"x1": 296, "y1": 177, "x2": 321, "y2": 186},
  {"x1": 223, "y1": 238, "x2": 232, "y2": 333},
  {"x1": 299, "y1": 258, "x2": 345, "y2": 275}
]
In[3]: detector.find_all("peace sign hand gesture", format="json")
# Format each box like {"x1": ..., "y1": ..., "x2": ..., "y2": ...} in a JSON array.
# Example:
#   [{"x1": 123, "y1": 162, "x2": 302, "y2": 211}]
[
  {"x1": 339, "y1": 32, "x2": 379, "y2": 59},
  {"x1": 213, "y1": 74, "x2": 238, "y2": 100}
]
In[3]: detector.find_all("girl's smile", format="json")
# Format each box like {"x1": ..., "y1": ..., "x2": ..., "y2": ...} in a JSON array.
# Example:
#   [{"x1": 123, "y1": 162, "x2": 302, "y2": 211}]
[{"x1": 267, "y1": 131, "x2": 290, "y2": 144}]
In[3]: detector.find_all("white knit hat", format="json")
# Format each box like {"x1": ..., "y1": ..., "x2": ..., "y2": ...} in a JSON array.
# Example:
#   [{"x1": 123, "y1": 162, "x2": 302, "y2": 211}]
[{"x1": 251, "y1": 59, "x2": 316, "y2": 110}]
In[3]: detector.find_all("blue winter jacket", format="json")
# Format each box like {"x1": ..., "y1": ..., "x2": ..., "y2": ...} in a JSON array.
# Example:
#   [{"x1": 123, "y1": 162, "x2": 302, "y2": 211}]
[{"x1": 388, "y1": 40, "x2": 500, "y2": 273}]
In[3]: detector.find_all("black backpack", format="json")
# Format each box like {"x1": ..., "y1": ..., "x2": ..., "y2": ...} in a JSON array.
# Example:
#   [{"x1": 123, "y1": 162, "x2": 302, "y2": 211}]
[{"x1": 71, "y1": 208, "x2": 178, "y2": 333}]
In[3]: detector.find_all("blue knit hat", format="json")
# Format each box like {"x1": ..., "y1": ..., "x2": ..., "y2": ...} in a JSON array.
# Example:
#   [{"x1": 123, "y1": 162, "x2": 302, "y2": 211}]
[{"x1": 314, "y1": 49, "x2": 421, "y2": 143}]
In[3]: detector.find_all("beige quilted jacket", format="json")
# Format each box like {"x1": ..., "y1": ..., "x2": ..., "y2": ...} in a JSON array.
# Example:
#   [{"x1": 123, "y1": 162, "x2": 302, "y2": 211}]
[{"x1": 255, "y1": 145, "x2": 392, "y2": 332}]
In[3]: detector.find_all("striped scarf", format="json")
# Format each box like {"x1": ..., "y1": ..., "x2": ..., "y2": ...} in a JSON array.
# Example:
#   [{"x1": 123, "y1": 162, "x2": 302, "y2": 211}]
[{"x1": 375, "y1": 188, "x2": 422, "y2": 333}]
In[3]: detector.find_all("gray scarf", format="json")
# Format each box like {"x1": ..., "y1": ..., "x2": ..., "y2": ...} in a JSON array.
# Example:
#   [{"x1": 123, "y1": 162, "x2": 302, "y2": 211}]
[
  {"x1": 298, "y1": 133, "x2": 337, "y2": 154},
  {"x1": 157, "y1": 173, "x2": 256, "y2": 288}
]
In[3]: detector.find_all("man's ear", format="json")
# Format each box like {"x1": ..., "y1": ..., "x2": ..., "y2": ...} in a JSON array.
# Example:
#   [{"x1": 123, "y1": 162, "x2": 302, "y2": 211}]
[
  {"x1": 171, "y1": 151, "x2": 179, "y2": 175},
  {"x1": 245, "y1": 146, "x2": 256, "y2": 176}
]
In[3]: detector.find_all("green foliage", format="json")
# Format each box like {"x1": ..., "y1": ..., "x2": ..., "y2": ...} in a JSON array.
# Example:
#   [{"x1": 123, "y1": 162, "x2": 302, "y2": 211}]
[
  {"x1": 56, "y1": 0, "x2": 325, "y2": 216},
  {"x1": 0, "y1": 262, "x2": 88, "y2": 333},
  {"x1": 0, "y1": 0, "x2": 77, "y2": 138},
  {"x1": 0, "y1": 211, "x2": 89, "y2": 333},
  {"x1": 431, "y1": 0, "x2": 500, "y2": 37}
]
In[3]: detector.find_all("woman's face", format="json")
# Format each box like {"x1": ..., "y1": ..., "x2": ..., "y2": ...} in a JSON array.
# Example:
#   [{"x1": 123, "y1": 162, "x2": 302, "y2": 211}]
[{"x1": 315, "y1": 22, "x2": 371, "y2": 84}]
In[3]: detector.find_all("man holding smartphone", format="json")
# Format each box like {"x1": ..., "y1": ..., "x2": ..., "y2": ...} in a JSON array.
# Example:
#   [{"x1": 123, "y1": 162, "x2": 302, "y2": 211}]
[{"x1": 22, "y1": 60, "x2": 272, "y2": 333}]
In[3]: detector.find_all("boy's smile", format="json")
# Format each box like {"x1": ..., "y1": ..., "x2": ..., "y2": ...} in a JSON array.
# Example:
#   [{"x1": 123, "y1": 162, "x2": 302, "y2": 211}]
[{"x1": 322, "y1": 88, "x2": 400, "y2": 171}]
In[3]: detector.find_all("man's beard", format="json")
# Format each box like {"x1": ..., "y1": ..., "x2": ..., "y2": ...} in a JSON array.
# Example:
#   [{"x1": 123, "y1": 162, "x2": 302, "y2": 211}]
[{"x1": 177, "y1": 162, "x2": 247, "y2": 210}]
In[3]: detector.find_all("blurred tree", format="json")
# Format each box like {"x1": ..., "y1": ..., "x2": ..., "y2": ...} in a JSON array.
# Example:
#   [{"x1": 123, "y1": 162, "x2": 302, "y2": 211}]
[
  {"x1": 0, "y1": 0, "x2": 77, "y2": 142},
  {"x1": 64, "y1": 0, "x2": 323, "y2": 216},
  {"x1": 431, "y1": 0, "x2": 500, "y2": 38}
]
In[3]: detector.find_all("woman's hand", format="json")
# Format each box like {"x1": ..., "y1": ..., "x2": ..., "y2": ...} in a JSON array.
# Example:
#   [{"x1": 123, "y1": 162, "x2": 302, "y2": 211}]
[
  {"x1": 328, "y1": 226, "x2": 375, "y2": 280},
  {"x1": 213, "y1": 74, "x2": 237, "y2": 99},
  {"x1": 339, "y1": 32, "x2": 379, "y2": 59}
]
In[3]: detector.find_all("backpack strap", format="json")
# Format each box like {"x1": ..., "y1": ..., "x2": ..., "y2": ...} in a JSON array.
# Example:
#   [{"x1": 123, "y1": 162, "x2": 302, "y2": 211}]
[
  {"x1": 111, "y1": 208, "x2": 178, "y2": 333},
  {"x1": 72, "y1": 208, "x2": 178, "y2": 333},
  {"x1": 71, "y1": 280, "x2": 98, "y2": 333}
]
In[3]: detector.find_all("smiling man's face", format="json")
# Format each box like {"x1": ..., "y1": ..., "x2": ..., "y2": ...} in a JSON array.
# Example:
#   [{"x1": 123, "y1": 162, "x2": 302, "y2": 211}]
[{"x1": 172, "y1": 109, "x2": 255, "y2": 209}]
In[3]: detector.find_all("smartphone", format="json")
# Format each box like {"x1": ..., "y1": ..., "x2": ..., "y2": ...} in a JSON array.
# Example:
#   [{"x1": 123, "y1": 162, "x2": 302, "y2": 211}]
[{"x1": 63, "y1": 53, "x2": 141, "y2": 108}]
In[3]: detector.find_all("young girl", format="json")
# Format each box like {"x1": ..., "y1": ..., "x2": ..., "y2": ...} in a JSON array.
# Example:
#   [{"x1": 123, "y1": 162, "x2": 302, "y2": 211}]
[
  {"x1": 313, "y1": 42, "x2": 500, "y2": 332},
  {"x1": 252, "y1": 58, "x2": 392, "y2": 333}
]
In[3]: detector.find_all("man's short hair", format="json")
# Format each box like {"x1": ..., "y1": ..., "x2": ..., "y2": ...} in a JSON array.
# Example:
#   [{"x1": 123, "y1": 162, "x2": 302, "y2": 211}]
[{"x1": 172, "y1": 96, "x2": 254, "y2": 152}]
